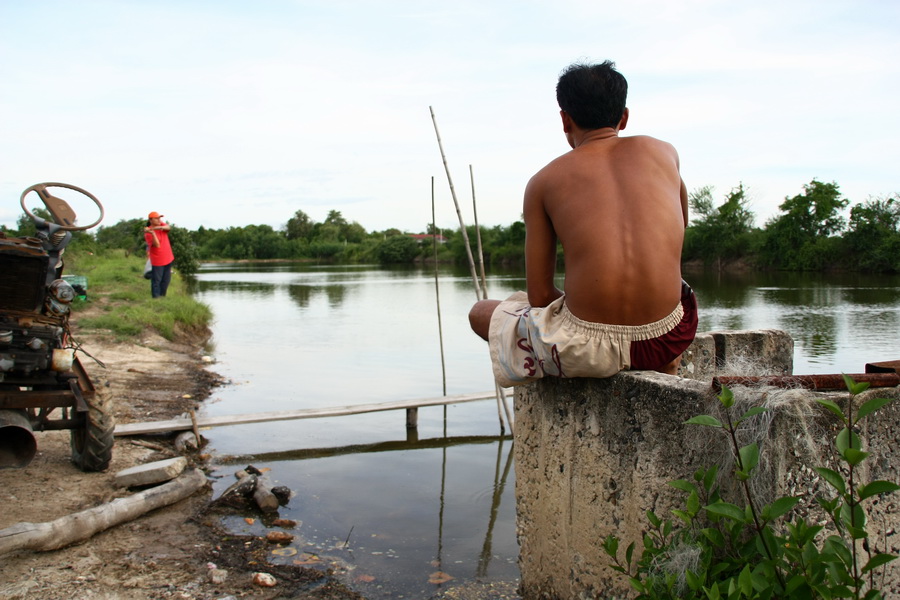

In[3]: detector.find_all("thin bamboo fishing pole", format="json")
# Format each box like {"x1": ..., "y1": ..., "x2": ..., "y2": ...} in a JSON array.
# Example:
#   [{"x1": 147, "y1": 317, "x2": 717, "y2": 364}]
[
  {"x1": 429, "y1": 106, "x2": 506, "y2": 433},
  {"x1": 470, "y1": 165, "x2": 513, "y2": 432},
  {"x1": 431, "y1": 177, "x2": 447, "y2": 398},
  {"x1": 470, "y1": 165, "x2": 488, "y2": 299},
  {"x1": 429, "y1": 106, "x2": 482, "y2": 301}
]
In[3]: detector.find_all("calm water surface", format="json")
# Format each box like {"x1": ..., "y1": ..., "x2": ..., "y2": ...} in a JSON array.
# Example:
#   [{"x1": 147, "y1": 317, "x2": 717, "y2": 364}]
[{"x1": 193, "y1": 264, "x2": 900, "y2": 598}]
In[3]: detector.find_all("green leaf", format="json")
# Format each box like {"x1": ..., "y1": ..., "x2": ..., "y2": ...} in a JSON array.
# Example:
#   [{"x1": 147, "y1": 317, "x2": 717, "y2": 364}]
[
  {"x1": 686, "y1": 569, "x2": 702, "y2": 591},
  {"x1": 625, "y1": 541, "x2": 634, "y2": 566},
  {"x1": 647, "y1": 510, "x2": 661, "y2": 528},
  {"x1": 859, "y1": 480, "x2": 900, "y2": 501},
  {"x1": 816, "y1": 398, "x2": 845, "y2": 420},
  {"x1": 843, "y1": 447, "x2": 870, "y2": 466},
  {"x1": 843, "y1": 373, "x2": 870, "y2": 395},
  {"x1": 672, "y1": 509, "x2": 693, "y2": 525},
  {"x1": 739, "y1": 406, "x2": 768, "y2": 421},
  {"x1": 685, "y1": 415, "x2": 723, "y2": 428},
  {"x1": 862, "y1": 553, "x2": 897, "y2": 574},
  {"x1": 814, "y1": 467, "x2": 847, "y2": 495},
  {"x1": 687, "y1": 490, "x2": 701, "y2": 516},
  {"x1": 738, "y1": 564, "x2": 752, "y2": 596},
  {"x1": 602, "y1": 535, "x2": 618, "y2": 556},
  {"x1": 836, "y1": 427, "x2": 861, "y2": 453},
  {"x1": 856, "y1": 396, "x2": 894, "y2": 422},
  {"x1": 703, "y1": 465, "x2": 719, "y2": 491},
  {"x1": 739, "y1": 443, "x2": 760, "y2": 472},
  {"x1": 718, "y1": 385, "x2": 734, "y2": 408},
  {"x1": 762, "y1": 495, "x2": 800, "y2": 521},
  {"x1": 840, "y1": 502, "x2": 867, "y2": 534},
  {"x1": 702, "y1": 527, "x2": 726, "y2": 547},
  {"x1": 705, "y1": 501, "x2": 747, "y2": 522},
  {"x1": 669, "y1": 479, "x2": 698, "y2": 494}
]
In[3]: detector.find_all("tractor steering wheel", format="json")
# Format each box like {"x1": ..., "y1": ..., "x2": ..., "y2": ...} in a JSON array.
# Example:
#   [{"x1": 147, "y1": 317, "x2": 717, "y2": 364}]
[{"x1": 20, "y1": 182, "x2": 105, "y2": 232}]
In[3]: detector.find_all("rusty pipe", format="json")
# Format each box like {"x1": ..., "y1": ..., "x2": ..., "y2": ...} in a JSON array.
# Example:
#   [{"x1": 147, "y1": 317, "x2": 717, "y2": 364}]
[
  {"x1": 711, "y1": 373, "x2": 900, "y2": 392},
  {"x1": 0, "y1": 409, "x2": 37, "y2": 469}
]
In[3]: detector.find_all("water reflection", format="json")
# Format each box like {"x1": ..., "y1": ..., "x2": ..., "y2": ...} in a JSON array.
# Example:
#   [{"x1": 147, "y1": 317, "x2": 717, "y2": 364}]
[
  {"x1": 195, "y1": 262, "x2": 900, "y2": 597},
  {"x1": 211, "y1": 432, "x2": 518, "y2": 599}
]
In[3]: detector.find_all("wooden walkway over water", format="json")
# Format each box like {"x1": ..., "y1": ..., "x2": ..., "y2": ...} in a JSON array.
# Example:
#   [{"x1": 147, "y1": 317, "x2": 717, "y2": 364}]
[{"x1": 114, "y1": 390, "x2": 505, "y2": 436}]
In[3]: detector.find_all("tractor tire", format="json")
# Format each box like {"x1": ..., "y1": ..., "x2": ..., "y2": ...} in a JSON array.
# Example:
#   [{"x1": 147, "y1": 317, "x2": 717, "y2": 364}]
[{"x1": 70, "y1": 388, "x2": 115, "y2": 472}]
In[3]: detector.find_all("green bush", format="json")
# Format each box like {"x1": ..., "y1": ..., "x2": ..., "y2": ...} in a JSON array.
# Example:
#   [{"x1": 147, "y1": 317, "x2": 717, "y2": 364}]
[{"x1": 604, "y1": 376, "x2": 898, "y2": 599}]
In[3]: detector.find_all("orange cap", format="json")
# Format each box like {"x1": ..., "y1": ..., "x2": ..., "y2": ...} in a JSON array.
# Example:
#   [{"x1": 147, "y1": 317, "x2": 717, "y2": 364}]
[{"x1": 148, "y1": 211, "x2": 164, "y2": 219}]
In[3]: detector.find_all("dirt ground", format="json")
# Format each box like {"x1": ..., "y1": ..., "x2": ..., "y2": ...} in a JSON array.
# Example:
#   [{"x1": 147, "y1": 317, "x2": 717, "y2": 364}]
[{"x1": 0, "y1": 320, "x2": 367, "y2": 600}]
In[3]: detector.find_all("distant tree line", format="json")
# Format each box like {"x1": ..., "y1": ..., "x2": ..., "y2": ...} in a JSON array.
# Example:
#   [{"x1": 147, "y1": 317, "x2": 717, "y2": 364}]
[
  {"x1": 4, "y1": 178, "x2": 898, "y2": 275},
  {"x1": 684, "y1": 179, "x2": 900, "y2": 273}
]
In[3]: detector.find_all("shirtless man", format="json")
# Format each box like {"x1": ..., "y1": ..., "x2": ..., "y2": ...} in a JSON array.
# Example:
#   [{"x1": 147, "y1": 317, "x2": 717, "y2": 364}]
[{"x1": 469, "y1": 61, "x2": 697, "y2": 387}]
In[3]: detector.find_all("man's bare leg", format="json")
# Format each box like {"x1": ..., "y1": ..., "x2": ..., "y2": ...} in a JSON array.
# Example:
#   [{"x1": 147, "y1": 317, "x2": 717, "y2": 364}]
[
  {"x1": 468, "y1": 300, "x2": 501, "y2": 341},
  {"x1": 656, "y1": 354, "x2": 683, "y2": 376}
]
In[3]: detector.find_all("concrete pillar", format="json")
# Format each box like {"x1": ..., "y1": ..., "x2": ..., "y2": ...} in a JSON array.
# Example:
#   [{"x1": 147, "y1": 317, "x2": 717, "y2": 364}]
[{"x1": 513, "y1": 330, "x2": 900, "y2": 598}]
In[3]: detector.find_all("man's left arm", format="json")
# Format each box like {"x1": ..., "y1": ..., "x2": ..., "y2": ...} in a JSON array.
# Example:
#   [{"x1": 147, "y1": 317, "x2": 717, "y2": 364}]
[{"x1": 523, "y1": 178, "x2": 563, "y2": 307}]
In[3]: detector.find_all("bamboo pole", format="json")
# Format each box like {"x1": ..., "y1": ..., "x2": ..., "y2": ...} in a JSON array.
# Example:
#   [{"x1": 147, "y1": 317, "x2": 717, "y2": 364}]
[
  {"x1": 469, "y1": 164, "x2": 513, "y2": 432},
  {"x1": 470, "y1": 165, "x2": 488, "y2": 299},
  {"x1": 429, "y1": 106, "x2": 482, "y2": 301},
  {"x1": 432, "y1": 176, "x2": 448, "y2": 398}
]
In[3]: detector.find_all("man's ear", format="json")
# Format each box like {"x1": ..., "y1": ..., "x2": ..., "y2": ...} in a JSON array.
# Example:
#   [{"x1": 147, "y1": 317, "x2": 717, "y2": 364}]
[
  {"x1": 617, "y1": 108, "x2": 629, "y2": 131},
  {"x1": 560, "y1": 110, "x2": 573, "y2": 133}
]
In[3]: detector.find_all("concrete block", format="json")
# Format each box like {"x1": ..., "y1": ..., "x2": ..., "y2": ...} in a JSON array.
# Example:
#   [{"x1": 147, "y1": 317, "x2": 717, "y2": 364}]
[
  {"x1": 116, "y1": 456, "x2": 188, "y2": 488},
  {"x1": 512, "y1": 329, "x2": 900, "y2": 599},
  {"x1": 680, "y1": 329, "x2": 794, "y2": 382}
]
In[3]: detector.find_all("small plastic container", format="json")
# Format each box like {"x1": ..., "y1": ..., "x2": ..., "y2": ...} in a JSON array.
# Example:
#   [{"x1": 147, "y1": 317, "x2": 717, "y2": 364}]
[{"x1": 61, "y1": 275, "x2": 88, "y2": 300}]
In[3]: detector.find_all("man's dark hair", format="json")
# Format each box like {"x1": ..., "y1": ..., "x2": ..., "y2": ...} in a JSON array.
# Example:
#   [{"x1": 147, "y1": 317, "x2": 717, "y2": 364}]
[{"x1": 556, "y1": 61, "x2": 628, "y2": 130}]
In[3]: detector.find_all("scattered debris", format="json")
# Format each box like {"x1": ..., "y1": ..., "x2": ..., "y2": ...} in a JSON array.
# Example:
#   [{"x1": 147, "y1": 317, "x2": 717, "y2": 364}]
[
  {"x1": 252, "y1": 572, "x2": 277, "y2": 587},
  {"x1": 266, "y1": 531, "x2": 294, "y2": 544}
]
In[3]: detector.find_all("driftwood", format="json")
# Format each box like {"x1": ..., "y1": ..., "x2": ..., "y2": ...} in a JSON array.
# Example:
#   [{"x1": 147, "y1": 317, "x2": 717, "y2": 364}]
[
  {"x1": 0, "y1": 468, "x2": 207, "y2": 556},
  {"x1": 253, "y1": 475, "x2": 279, "y2": 513}
]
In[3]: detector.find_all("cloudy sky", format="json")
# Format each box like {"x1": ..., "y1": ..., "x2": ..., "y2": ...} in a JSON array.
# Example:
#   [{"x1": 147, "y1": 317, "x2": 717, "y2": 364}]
[{"x1": 1, "y1": 0, "x2": 898, "y2": 235}]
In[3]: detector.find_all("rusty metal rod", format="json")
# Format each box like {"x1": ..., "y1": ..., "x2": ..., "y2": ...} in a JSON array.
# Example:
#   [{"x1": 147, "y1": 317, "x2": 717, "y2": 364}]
[{"x1": 711, "y1": 373, "x2": 900, "y2": 392}]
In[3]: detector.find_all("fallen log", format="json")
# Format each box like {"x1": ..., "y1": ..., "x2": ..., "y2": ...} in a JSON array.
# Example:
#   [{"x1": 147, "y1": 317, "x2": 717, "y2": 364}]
[{"x1": 0, "y1": 468, "x2": 208, "y2": 556}]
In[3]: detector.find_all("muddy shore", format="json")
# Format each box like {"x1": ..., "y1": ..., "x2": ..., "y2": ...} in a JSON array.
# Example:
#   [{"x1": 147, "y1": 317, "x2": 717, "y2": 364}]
[{"x1": 0, "y1": 322, "x2": 369, "y2": 600}]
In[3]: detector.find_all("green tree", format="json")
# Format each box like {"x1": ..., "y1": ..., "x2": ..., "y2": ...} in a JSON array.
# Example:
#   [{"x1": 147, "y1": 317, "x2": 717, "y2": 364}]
[
  {"x1": 375, "y1": 235, "x2": 419, "y2": 264},
  {"x1": 759, "y1": 179, "x2": 848, "y2": 270},
  {"x1": 684, "y1": 184, "x2": 756, "y2": 263},
  {"x1": 843, "y1": 195, "x2": 900, "y2": 272},
  {"x1": 285, "y1": 209, "x2": 314, "y2": 241},
  {"x1": 168, "y1": 225, "x2": 200, "y2": 277},
  {"x1": 95, "y1": 218, "x2": 147, "y2": 254}
]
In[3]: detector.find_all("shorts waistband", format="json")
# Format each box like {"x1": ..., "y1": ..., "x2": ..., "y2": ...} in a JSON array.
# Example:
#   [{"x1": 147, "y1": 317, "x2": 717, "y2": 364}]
[{"x1": 559, "y1": 301, "x2": 685, "y2": 341}]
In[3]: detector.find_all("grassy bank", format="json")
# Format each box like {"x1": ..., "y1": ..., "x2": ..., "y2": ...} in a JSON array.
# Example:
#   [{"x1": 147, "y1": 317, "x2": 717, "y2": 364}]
[{"x1": 66, "y1": 250, "x2": 212, "y2": 341}]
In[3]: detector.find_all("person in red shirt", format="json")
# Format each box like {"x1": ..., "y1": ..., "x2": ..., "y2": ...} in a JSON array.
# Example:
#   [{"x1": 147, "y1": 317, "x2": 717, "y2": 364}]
[{"x1": 144, "y1": 211, "x2": 175, "y2": 298}]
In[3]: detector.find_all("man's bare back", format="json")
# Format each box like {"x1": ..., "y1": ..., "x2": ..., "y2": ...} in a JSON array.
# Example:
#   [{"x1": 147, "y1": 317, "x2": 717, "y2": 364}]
[
  {"x1": 523, "y1": 123, "x2": 687, "y2": 326},
  {"x1": 469, "y1": 60, "x2": 697, "y2": 381}
]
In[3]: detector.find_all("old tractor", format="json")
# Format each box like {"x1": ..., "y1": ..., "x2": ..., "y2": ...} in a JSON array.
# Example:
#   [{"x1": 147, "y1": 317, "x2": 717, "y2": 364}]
[{"x1": 0, "y1": 182, "x2": 114, "y2": 471}]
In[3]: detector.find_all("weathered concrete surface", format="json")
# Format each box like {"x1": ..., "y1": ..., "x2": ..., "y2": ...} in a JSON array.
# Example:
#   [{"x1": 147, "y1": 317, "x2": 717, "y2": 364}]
[{"x1": 514, "y1": 329, "x2": 900, "y2": 599}]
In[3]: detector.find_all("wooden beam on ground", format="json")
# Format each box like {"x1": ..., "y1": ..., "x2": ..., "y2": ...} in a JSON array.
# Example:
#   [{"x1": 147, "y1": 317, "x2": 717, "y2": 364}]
[
  {"x1": 0, "y1": 468, "x2": 207, "y2": 556},
  {"x1": 115, "y1": 391, "x2": 503, "y2": 436}
]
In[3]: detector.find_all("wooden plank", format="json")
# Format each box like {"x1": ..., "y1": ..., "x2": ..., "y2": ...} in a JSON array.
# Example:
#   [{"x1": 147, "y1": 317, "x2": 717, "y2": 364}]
[{"x1": 114, "y1": 391, "x2": 502, "y2": 436}]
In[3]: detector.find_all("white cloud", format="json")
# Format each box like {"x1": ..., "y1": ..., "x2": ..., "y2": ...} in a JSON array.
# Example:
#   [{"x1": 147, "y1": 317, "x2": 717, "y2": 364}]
[{"x1": 1, "y1": 0, "x2": 897, "y2": 234}]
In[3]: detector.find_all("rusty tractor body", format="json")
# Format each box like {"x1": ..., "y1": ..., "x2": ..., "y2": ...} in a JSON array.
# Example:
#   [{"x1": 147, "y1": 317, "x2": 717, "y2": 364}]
[{"x1": 0, "y1": 183, "x2": 113, "y2": 471}]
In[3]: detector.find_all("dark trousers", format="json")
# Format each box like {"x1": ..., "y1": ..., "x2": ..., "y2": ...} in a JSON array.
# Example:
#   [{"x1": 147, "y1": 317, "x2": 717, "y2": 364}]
[{"x1": 151, "y1": 262, "x2": 173, "y2": 298}]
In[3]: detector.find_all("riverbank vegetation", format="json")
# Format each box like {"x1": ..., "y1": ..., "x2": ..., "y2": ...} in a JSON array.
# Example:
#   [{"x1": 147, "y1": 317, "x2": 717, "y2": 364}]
[
  {"x1": 66, "y1": 251, "x2": 212, "y2": 341},
  {"x1": 5, "y1": 178, "x2": 898, "y2": 274}
]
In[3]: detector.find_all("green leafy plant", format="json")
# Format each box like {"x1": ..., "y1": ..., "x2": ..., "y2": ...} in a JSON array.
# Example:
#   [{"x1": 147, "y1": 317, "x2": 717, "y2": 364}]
[{"x1": 603, "y1": 375, "x2": 899, "y2": 599}]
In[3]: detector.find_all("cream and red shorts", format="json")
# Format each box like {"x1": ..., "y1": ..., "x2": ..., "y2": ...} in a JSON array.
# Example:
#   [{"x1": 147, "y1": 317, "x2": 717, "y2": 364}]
[{"x1": 488, "y1": 280, "x2": 698, "y2": 387}]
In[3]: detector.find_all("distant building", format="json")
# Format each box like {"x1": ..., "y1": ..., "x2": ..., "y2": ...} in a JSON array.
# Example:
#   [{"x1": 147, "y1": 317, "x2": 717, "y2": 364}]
[{"x1": 409, "y1": 234, "x2": 448, "y2": 244}]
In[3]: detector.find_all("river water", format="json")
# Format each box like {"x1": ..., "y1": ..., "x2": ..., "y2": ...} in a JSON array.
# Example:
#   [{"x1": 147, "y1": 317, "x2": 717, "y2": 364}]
[{"x1": 193, "y1": 263, "x2": 900, "y2": 598}]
